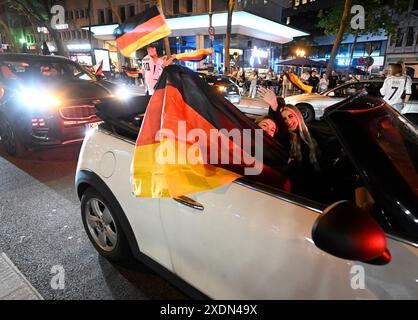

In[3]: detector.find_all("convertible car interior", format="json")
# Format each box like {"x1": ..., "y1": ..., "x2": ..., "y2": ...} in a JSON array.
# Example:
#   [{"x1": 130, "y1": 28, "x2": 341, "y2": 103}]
[{"x1": 95, "y1": 95, "x2": 360, "y2": 207}]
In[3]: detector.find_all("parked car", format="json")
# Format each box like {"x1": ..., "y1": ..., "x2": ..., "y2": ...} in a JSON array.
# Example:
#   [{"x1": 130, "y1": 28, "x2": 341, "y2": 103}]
[
  {"x1": 0, "y1": 54, "x2": 127, "y2": 156},
  {"x1": 198, "y1": 73, "x2": 241, "y2": 104},
  {"x1": 76, "y1": 91, "x2": 418, "y2": 299},
  {"x1": 284, "y1": 79, "x2": 418, "y2": 123}
]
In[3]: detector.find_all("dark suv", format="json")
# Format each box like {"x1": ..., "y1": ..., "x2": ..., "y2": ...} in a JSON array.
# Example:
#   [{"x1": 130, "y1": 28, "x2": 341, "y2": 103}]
[{"x1": 0, "y1": 54, "x2": 121, "y2": 156}]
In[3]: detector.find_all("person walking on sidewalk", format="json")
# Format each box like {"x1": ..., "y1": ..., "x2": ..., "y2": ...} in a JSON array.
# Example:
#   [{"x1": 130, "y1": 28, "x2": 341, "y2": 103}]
[
  {"x1": 380, "y1": 63, "x2": 412, "y2": 112},
  {"x1": 248, "y1": 70, "x2": 258, "y2": 98}
]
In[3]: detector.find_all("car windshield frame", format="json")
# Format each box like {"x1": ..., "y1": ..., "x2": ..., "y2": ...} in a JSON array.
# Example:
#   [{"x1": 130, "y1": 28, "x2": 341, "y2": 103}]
[{"x1": 0, "y1": 57, "x2": 97, "y2": 83}]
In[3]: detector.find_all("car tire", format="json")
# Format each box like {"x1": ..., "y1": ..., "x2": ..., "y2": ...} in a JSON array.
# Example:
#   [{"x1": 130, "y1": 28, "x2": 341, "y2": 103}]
[
  {"x1": 81, "y1": 187, "x2": 131, "y2": 262},
  {"x1": 297, "y1": 104, "x2": 315, "y2": 123},
  {"x1": 0, "y1": 116, "x2": 27, "y2": 157}
]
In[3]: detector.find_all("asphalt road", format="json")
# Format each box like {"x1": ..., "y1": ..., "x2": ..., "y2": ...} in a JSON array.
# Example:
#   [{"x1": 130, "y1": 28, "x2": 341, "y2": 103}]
[{"x1": 0, "y1": 144, "x2": 185, "y2": 300}]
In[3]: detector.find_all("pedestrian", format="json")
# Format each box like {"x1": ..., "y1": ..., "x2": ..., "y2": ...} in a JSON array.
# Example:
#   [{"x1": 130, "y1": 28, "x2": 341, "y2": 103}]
[
  {"x1": 380, "y1": 63, "x2": 412, "y2": 112},
  {"x1": 328, "y1": 70, "x2": 339, "y2": 89},
  {"x1": 282, "y1": 72, "x2": 290, "y2": 98},
  {"x1": 300, "y1": 70, "x2": 310, "y2": 84},
  {"x1": 307, "y1": 69, "x2": 320, "y2": 93},
  {"x1": 318, "y1": 73, "x2": 329, "y2": 93},
  {"x1": 142, "y1": 44, "x2": 176, "y2": 95},
  {"x1": 248, "y1": 70, "x2": 258, "y2": 98},
  {"x1": 338, "y1": 74, "x2": 347, "y2": 86}
]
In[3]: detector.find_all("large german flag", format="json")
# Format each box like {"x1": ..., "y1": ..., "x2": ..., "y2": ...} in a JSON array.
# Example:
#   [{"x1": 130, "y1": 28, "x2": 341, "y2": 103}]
[
  {"x1": 132, "y1": 65, "x2": 290, "y2": 198},
  {"x1": 286, "y1": 72, "x2": 313, "y2": 93},
  {"x1": 114, "y1": 6, "x2": 171, "y2": 58}
]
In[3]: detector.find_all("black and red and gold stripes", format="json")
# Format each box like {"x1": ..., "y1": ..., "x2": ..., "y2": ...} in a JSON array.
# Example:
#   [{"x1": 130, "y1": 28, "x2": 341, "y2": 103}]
[
  {"x1": 114, "y1": 6, "x2": 171, "y2": 58},
  {"x1": 286, "y1": 72, "x2": 313, "y2": 93},
  {"x1": 176, "y1": 48, "x2": 214, "y2": 62},
  {"x1": 132, "y1": 65, "x2": 290, "y2": 198}
]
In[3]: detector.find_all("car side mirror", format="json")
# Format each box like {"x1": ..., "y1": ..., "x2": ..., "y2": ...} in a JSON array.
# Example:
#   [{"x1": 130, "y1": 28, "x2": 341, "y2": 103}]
[
  {"x1": 312, "y1": 201, "x2": 391, "y2": 265},
  {"x1": 328, "y1": 91, "x2": 336, "y2": 97}
]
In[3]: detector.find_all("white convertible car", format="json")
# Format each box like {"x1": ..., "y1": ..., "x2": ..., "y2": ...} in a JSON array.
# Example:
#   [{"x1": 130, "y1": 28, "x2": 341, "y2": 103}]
[{"x1": 76, "y1": 91, "x2": 418, "y2": 299}]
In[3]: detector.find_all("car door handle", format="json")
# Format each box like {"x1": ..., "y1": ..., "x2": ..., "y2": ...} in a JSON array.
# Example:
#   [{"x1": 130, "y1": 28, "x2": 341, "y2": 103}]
[{"x1": 173, "y1": 196, "x2": 204, "y2": 211}]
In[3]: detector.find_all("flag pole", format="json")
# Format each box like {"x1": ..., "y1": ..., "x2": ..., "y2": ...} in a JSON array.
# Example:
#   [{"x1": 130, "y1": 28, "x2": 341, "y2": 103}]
[{"x1": 157, "y1": 0, "x2": 171, "y2": 57}]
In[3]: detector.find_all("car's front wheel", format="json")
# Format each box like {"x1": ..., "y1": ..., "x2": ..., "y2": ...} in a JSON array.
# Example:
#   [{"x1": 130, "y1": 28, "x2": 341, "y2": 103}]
[
  {"x1": 296, "y1": 104, "x2": 315, "y2": 123},
  {"x1": 0, "y1": 117, "x2": 26, "y2": 157},
  {"x1": 81, "y1": 187, "x2": 131, "y2": 262}
]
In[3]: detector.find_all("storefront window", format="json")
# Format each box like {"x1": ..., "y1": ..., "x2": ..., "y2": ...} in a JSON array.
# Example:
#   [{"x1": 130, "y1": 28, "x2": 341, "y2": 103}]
[
  {"x1": 107, "y1": 9, "x2": 113, "y2": 23},
  {"x1": 353, "y1": 43, "x2": 365, "y2": 57},
  {"x1": 187, "y1": 0, "x2": 193, "y2": 13},
  {"x1": 406, "y1": 27, "x2": 415, "y2": 47},
  {"x1": 119, "y1": 6, "x2": 126, "y2": 22},
  {"x1": 129, "y1": 5, "x2": 135, "y2": 17},
  {"x1": 173, "y1": 0, "x2": 180, "y2": 14},
  {"x1": 98, "y1": 10, "x2": 105, "y2": 24},
  {"x1": 395, "y1": 28, "x2": 404, "y2": 47}
]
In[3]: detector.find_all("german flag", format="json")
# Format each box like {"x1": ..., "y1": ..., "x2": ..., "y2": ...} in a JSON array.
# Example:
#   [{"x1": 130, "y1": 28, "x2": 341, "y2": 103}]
[
  {"x1": 126, "y1": 69, "x2": 139, "y2": 78},
  {"x1": 176, "y1": 48, "x2": 214, "y2": 62},
  {"x1": 286, "y1": 72, "x2": 313, "y2": 93},
  {"x1": 132, "y1": 65, "x2": 290, "y2": 198},
  {"x1": 114, "y1": 6, "x2": 171, "y2": 58}
]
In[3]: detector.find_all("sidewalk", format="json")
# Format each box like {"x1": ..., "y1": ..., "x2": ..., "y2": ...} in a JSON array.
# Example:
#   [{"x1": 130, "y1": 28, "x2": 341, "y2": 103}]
[{"x1": 0, "y1": 253, "x2": 43, "y2": 300}]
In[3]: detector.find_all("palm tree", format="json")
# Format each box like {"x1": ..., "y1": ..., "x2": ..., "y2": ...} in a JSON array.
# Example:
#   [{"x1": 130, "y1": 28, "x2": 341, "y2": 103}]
[
  {"x1": 325, "y1": 0, "x2": 352, "y2": 76},
  {"x1": 224, "y1": 0, "x2": 235, "y2": 75}
]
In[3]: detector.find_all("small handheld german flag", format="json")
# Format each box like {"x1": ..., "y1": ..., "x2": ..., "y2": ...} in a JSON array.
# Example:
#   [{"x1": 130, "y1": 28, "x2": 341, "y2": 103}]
[
  {"x1": 286, "y1": 72, "x2": 313, "y2": 94},
  {"x1": 176, "y1": 48, "x2": 214, "y2": 62},
  {"x1": 114, "y1": 6, "x2": 171, "y2": 58}
]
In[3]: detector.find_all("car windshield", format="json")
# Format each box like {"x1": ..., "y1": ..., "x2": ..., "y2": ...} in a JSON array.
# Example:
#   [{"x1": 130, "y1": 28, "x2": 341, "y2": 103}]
[
  {"x1": 0, "y1": 59, "x2": 95, "y2": 83},
  {"x1": 323, "y1": 81, "x2": 383, "y2": 97}
]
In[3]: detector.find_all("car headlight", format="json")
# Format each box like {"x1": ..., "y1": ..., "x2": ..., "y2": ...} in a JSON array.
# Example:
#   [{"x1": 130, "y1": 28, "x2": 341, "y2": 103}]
[
  {"x1": 17, "y1": 89, "x2": 60, "y2": 109},
  {"x1": 217, "y1": 85, "x2": 227, "y2": 92},
  {"x1": 114, "y1": 87, "x2": 133, "y2": 100}
]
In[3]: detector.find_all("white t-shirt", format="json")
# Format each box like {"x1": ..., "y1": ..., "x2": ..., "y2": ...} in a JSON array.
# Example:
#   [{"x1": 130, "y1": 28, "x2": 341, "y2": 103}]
[
  {"x1": 380, "y1": 75, "x2": 412, "y2": 105},
  {"x1": 142, "y1": 55, "x2": 163, "y2": 95}
]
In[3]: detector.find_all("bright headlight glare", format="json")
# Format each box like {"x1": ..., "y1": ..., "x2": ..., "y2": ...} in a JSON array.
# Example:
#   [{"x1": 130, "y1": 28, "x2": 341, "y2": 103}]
[
  {"x1": 17, "y1": 89, "x2": 60, "y2": 108},
  {"x1": 217, "y1": 85, "x2": 226, "y2": 92},
  {"x1": 115, "y1": 87, "x2": 131, "y2": 99}
]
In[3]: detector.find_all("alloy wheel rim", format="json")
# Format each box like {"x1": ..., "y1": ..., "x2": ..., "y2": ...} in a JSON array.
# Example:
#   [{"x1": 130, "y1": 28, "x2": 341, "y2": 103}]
[{"x1": 85, "y1": 198, "x2": 118, "y2": 252}]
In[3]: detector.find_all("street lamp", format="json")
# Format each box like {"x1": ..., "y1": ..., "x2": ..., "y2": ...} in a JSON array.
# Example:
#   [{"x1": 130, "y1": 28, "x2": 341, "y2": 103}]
[{"x1": 295, "y1": 48, "x2": 306, "y2": 58}]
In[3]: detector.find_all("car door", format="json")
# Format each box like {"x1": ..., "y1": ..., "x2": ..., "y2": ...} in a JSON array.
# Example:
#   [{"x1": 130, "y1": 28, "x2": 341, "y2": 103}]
[
  {"x1": 403, "y1": 82, "x2": 418, "y2": 114},
  {"x1": 159, "y1": 181, "x2": 378, "y2": 299}
]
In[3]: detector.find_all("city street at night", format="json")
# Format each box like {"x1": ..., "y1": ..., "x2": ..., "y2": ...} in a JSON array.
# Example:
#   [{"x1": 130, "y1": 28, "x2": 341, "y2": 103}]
[
  {"x1": 0, "y1": 145, "x2": 184, "y2": 300},
  {"x1": 0, "y1": 0, "x2": 418, "y2": 311}
]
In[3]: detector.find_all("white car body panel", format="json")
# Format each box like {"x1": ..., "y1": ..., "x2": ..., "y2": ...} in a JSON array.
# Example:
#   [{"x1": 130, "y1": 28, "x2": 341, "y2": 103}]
[
  {"x1": 77, "y1": 128, "x2": 418, "y2": 299},
  {"x1": 77, "y1": 130, "x2": 173, "y2": 271}
]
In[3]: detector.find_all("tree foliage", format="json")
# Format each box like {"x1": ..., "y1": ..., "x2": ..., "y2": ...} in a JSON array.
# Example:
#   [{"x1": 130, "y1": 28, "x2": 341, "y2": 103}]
[
  {"x1": 0, "y1": 0, "x2": 67, "y2": 55},
  {"x1": 318, "y1": 0, "x2": 410, "y2": 38}
]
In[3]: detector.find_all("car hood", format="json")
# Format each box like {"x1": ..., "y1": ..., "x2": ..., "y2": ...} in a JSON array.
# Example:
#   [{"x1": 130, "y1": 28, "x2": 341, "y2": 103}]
[
  {"x1": 9, "y1": 79, "x2": 117, "y2": 103},
  {"x1": 324, "y1": 90, "x2": 418, "y2": 245}
]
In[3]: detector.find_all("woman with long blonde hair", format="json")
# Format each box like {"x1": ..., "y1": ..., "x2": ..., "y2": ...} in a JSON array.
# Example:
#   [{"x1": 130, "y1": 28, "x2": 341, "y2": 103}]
[{"x1": 281, "y1": 104, "x2": 320, "y2": 172}]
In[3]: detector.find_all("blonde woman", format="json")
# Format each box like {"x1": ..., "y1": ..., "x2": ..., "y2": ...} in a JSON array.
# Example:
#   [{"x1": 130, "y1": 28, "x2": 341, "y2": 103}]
[{"x1": 281, "y1": 104, "x2": 320, "y2": 172}]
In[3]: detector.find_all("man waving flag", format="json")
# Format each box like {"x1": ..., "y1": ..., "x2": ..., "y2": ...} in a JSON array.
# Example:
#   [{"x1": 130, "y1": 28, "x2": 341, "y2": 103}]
[{"x1": 114, "y1": 5, "x2": 171, "y2": 58}]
